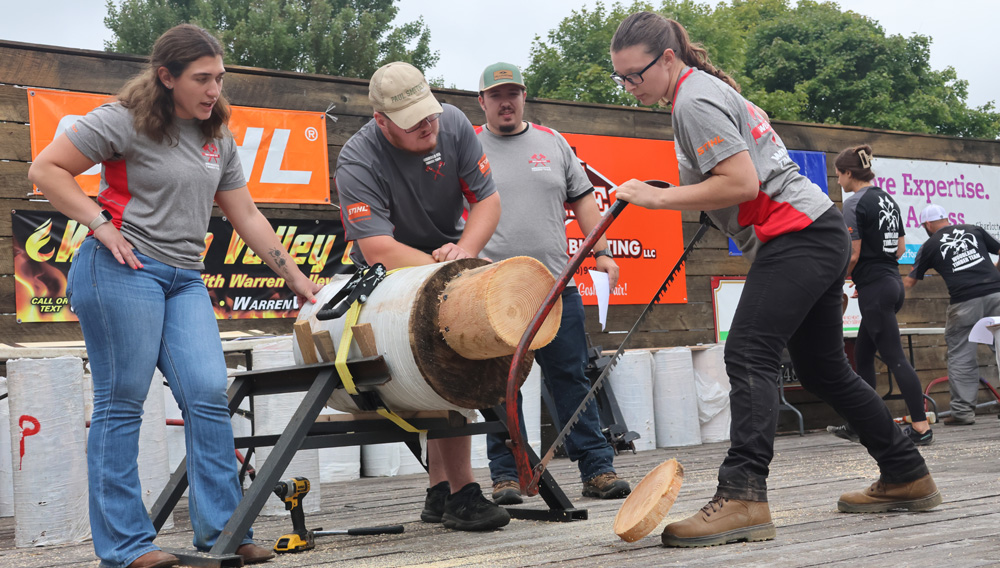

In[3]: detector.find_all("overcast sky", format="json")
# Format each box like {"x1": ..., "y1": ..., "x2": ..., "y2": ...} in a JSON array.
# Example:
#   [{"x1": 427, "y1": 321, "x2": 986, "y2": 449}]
[{"x1": 1, "y1": 1, "x2": 996, "y2": 108}]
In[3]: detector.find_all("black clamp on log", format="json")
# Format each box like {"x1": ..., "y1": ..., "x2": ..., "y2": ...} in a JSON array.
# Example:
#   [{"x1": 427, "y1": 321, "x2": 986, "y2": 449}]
[{"x1": 316, "y1": 263, "x2": 387, "y2": 321}]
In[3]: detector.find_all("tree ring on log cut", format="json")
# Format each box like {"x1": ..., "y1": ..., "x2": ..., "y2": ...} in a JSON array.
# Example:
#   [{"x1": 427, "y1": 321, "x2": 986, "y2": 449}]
[
  {"x1": 438, "y1": 256, "x2": 562, "y2": 360},
  {"x1": 410, "y1": 258, "x2": 535, "y2": 409},
  {"x1": 613, "y1": 459, "x2": 684, "y2": 542}
]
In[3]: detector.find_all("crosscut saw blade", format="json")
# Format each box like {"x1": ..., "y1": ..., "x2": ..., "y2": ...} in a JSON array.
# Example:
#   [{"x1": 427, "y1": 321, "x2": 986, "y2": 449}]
[
  {"x1": 523, "y1": 219, "x2": 710, "y2": 494},
  {"x1": 504, "y1": 197, "x2": 629, "y2": 495}
]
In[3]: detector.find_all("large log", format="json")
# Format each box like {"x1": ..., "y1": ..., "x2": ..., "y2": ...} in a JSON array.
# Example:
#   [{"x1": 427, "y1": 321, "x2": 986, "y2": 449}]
[{"x1": 296, "y1": 258, "x2": 553, "y2": 412}]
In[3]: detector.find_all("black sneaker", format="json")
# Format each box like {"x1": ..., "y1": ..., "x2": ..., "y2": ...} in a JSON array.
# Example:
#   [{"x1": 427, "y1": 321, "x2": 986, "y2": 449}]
[
  {"x1": 442, "y1": 482, "x2": 511, "y2": 531},
  {"x1": 491, "y1": 480, "x2": 524, "y2": 505},
  {"x1": 826, "y1": 424, "x2": 860, "y2": 443},
  {"x1": 420, "y1": 480, "x2": 449, "y2": 523},
  {"x1": 903, "y1": 426, "x2": 933, "y2": 446}
]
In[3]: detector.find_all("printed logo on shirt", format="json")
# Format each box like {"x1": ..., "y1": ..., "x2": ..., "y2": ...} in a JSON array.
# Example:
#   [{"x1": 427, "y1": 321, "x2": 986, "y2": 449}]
[
  {"x1": 696, "y1": 136, "x2": 724, "y2": 156},
  {"x1": 940, "y1": 229, "x2": 984, "y2": 272},
  {"x1": 422, "y1": 151, "x2": 446, "y2": 180},
  {"x1": 877, "y1": 195, "x2": 900, "y2": 254},
  {"x1": 201, "y1": 143, "x2": 221, "y2": 170},
  {"x1": 477, "y1": 154, "x2": 491, "y2": 177},
  {"x1": 745, "y1": 101, "x2": 773, "y2": 141},
  {"x1": 425, "y1": 160, "x2": 447, "y2": 180},
  {"x1": 422, "y1": 152, "x2": 442, "y2": 166},
  {"x1": 769, "y1": 147, "x2": 792, "y2": 167},
  {"x1": 346, "y1": 202, "x2": 371, "y2": 223},
  {"x1": 529, "y1": 153, "x2": 551, "y2": 171}
]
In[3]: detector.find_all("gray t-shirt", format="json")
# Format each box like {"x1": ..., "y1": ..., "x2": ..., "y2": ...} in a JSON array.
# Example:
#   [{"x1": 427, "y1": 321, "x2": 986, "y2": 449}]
[
  {"x1": 671, "y1": 68, "x2": 832, "y2": 260},
  {"x1": 477, "y1": 123, "x2": 592, "y2": 282},
  {"x1": 336, "y1": 104, "x2": 496, "y2": 261},
  {"x1": 66, "y1": 102, "x2": 245, "y2": 270}
]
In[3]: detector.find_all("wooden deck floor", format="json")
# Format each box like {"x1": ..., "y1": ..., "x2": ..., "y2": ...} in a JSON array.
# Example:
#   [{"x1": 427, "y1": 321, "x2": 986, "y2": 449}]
[{"x1": 2, "y1": 419, "x2": 998, "y2": 567}]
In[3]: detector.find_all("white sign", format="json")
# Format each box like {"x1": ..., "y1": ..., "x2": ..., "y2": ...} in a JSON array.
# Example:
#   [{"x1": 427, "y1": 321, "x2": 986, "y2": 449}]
[
  {"x1": 868, "y1": 158, "x2": 1000, "y2": 263},
  {"x1": 712, "y1": 278, "x2": 861, "y2": 342}
]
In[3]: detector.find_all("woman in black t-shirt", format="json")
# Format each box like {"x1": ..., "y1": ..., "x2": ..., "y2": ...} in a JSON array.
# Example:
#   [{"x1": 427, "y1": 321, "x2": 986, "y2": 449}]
[{"x1": 835, "y1": 145, "x2": 932, "y2": 446}]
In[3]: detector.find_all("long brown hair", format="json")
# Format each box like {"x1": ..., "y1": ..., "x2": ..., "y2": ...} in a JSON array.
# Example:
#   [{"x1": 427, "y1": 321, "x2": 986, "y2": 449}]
[
  {"x1": 834, "y1": 144, "x2": 875, "y2": 182},
  {"x1": 611, "y1": 11, "x2": 740, "y2": 92},
  {"x1": 117, "y1": 24, "x2": 230, "y2": 144}
]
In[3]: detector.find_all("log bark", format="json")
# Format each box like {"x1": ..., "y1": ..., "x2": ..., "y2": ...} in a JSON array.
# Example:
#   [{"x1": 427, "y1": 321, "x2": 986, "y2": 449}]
[{"x1": 409, "y1": 258, "x2": 535, "y2": 409}]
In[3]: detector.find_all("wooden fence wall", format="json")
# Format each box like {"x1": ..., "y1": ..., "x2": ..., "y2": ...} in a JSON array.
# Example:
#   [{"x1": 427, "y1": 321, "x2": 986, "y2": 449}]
[{"x1": 2, "y1": 41, "x2": 998, "y2": 427}]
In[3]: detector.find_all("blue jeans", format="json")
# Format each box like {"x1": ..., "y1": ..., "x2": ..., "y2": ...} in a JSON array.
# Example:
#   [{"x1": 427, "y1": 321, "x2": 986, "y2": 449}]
[
  {"x1": 68, "y1": 238, "x2": 251, "y2": 568},
  {"x1": 487, "y1": 288, "x2": 615, "y2": 482}
]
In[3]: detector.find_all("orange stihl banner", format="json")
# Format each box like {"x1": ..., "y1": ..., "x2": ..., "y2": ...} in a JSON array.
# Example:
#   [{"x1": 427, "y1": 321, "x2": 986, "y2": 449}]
[
  {"x1": 27, "y1": 88, "x2": 330, "y2": 204},
  {"x1": 561, "y1": 133, "x2": 685, "y2": 306}
]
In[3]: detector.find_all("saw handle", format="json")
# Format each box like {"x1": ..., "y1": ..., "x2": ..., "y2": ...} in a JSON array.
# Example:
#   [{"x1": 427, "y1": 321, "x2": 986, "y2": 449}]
[{"x1": 505, "y1": 197, "x2": 629, "y2": 496}]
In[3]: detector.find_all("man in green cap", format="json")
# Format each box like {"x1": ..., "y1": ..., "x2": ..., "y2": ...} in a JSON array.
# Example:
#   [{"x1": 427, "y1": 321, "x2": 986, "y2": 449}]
[{"x1": 475, "y1": 61, "x2": 631, "y2": 505}]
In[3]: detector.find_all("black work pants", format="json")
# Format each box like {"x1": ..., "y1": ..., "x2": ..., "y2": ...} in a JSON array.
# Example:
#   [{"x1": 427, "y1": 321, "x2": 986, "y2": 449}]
[
  {"x1": 855, "y1": 274, "x2": 926, "y2": 422},
  {"x1": 717, "y1": 207, "x2": 928, "y2": 502}
]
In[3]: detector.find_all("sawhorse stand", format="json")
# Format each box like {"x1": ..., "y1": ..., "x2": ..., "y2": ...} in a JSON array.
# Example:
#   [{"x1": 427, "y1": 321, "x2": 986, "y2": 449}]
[{"x1": 149, "y1": 361, "x2": 586, "y2": 567}]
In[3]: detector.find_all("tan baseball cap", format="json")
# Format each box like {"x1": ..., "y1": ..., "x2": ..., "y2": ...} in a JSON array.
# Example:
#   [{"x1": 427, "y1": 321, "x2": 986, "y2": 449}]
[{"x1": 369, "y1": 62, "x2": 443, "y2": 130}]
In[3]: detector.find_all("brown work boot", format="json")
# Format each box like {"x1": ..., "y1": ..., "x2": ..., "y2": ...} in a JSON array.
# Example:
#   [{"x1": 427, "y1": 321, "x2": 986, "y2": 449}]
[
  {"x1": 236, "y1": 543, "x2": 276, "y2": 564},
  {"x1": 942, "y1": 414, "x2": 975, "y2": 426},
  {"x1": 661, "y1": 496, "x2": 775, "y2": 547},
  {"x1": 582, "y1": 472, "x2": 631, "y2": 499},
  {"x1": 837, "y1": 473, "x2": 942, "y2": 513},
  {"x1": 127, "y1": 550, "x2": 179, "y2": 568},
  {"x1": 492, "y1": 480, "x2": 523, "y2": 505}
]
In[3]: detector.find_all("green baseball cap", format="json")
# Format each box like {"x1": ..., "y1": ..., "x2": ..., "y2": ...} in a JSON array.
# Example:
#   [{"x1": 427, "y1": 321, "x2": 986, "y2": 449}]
[{"x1": 479, "y1": 62, "x2": 525, "y2": 92}]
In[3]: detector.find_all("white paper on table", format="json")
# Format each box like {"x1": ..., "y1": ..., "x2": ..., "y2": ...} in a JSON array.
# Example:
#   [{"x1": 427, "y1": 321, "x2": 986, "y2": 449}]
[
  {"x1": 969, "y1": 316, "x2": 1000, "y2": 344},
  {"x1": 588, "y1": 270, "x2": 610, "y2": 331}
]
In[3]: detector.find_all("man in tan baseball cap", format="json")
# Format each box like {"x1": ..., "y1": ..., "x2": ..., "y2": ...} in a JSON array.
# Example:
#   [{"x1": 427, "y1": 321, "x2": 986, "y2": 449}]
[
  {"x1": 369, "y1": 61, "x2": 444, "y2": 132},
  {"x1": 336, "y1": 62, "x2": 506, "y2": 531}
]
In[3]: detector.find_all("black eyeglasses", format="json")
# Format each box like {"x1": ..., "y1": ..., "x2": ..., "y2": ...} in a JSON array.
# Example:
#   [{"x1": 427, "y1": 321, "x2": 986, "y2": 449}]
[
  {"x1": 610, "y1": 53, "x2": 662, "y2": 87},
  {"x1": 402, "y1": 113, "x2": 441, "y2": 134}
]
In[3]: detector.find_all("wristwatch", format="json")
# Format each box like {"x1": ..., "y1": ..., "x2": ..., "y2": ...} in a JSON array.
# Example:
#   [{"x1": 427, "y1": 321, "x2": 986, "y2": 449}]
[
  {"x1": 88, "y1": 209, "x2": 113, "y2": 231},
  {"x1": 593, "y1": 248, "x2": 613, "y2": 259}
]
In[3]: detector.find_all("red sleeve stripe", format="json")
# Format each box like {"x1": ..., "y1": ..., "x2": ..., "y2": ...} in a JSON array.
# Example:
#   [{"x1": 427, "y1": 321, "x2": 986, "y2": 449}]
[
  {"x1": 97, "y1": 159, "x2": 131, "y2": 229},
  {"x1": 531, "y1": 123, "x2": 555, "y2": 136},
  {"x1": 460, "y1": 178, "x2": 478, "y2": 204},
  {"x1": 737, "y1": 191, "x2": 815, "y2": 243}
]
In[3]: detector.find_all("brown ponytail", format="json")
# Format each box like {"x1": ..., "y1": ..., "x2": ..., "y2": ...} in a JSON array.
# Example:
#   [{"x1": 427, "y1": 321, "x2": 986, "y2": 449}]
[
  {"x1": 611, "y1": 11, "x2": 740, "y2": 92},
  {"x1": 834, "y1": 144, "x2": 875, "y2": 182}
]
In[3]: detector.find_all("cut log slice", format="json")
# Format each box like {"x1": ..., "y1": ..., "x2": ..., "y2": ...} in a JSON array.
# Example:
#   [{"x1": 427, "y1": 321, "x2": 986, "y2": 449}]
[{"x1": 613, "y1": 459, "x2": 684, "y2": 542}]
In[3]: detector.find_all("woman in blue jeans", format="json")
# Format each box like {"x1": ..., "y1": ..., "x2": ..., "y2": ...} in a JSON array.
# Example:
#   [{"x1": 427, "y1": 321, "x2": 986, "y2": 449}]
[
  {"x1": 610, "y1": 11, "x2": 939, "y2": 549},
  {"x1": 28, "y1": 24, "x2": 319, "y2": 568}
]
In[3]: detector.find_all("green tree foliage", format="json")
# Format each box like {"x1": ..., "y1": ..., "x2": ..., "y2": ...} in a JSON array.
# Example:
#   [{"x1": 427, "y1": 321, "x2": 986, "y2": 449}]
[
  {"x1": 104, "y1": 0, "x2": 438, "y2": 79},
  {"x1": 525, "y1": 1, "x2": 652, "y2": 106},
  {"x1": 526, "y1": 0, "x2": 999, "y2": 138}
]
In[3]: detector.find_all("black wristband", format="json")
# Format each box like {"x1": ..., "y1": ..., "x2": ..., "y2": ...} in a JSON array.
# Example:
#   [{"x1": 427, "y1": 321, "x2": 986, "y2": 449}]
[{"x1": 593, "y1": 248, "x2": 613, "y2": 259}]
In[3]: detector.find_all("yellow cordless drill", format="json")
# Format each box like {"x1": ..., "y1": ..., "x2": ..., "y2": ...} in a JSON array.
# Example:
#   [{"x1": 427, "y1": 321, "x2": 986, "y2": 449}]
[{"x1": 273, "y1": 477, "x2": 315, "y2": 553}]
